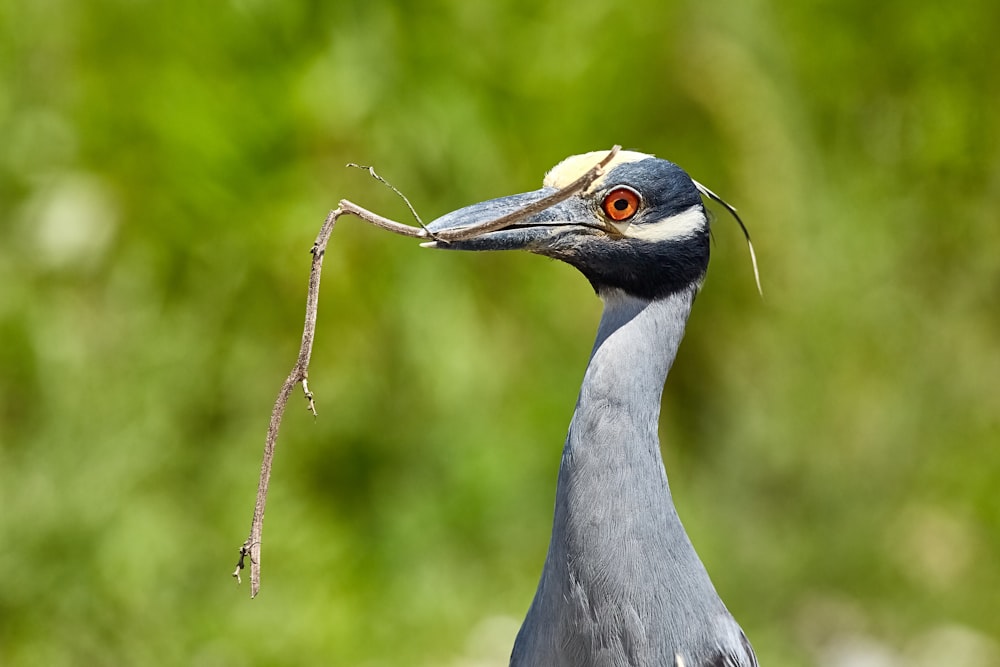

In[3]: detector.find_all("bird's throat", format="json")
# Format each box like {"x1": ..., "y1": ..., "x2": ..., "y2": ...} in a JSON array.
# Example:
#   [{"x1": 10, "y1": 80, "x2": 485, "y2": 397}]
[{"x1": 546, "y1": 288, "x2": 700, "y2": 596}]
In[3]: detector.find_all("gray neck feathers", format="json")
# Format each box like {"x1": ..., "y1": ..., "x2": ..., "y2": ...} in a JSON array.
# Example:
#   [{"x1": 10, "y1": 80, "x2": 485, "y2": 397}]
[
  {"x1": 512, "y1": 286, "x2": 739, "y2": 666},
  {"x1": 556, "y1": 287, "x2": 704, "y2": 575},
  {"x1": 586, "y1": 288, "x2": 693, "y2": 429}
]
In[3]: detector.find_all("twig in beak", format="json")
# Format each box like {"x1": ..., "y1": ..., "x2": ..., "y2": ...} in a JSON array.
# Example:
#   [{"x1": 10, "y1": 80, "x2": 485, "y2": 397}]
[
  {"x1": 236, "y1": 145, "x2": 623, "y2": 598},
  {"x1": 431, "y1": 145, "x2": 622, "y2": 242}
]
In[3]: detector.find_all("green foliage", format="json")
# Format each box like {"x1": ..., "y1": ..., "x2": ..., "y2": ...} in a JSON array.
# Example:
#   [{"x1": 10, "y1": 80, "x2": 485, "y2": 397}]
[{"x1": 2, "y1": 1, "x2": 998, "y2": 665}]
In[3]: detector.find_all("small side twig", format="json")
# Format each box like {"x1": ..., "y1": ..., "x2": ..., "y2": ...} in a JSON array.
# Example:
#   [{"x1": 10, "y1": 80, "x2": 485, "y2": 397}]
[
  {"x1": 235, "y1": 146, "x2": 620, "y2": 598},
  {"x1": 346, "y1": 163, "x2": 435, "y2": 238}
]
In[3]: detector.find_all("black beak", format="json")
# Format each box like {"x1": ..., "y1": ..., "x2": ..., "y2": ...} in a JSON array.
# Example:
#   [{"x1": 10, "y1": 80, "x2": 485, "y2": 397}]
[{"x1": 422, "y1": 187, "x2": 596, "y2": 252}]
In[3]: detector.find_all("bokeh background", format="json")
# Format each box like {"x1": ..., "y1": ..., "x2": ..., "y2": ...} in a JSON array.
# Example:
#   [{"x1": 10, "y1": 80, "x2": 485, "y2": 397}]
[{"x1": 2, "y1": 1, "x2": 998, "y2": 665}]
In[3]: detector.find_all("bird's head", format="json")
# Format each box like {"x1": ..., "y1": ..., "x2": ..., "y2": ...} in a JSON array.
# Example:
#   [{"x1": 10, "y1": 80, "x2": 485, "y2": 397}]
[{"x1": 424, "y1": 150, "x2": 717, "y2": 300}]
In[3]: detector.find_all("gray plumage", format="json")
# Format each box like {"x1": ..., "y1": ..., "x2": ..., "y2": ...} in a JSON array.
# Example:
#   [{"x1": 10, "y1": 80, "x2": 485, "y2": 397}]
[
  {"x1": 510, "y1": 289, "x2": 755, "y2": 667},
  {"x1": 426, "y1": 150, "x2": 758, "y2": 667}
]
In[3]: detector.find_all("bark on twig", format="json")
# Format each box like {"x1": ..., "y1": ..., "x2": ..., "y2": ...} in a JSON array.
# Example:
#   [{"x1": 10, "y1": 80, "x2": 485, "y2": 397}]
[{"x1": 234, "y1": 146, "x2": 620, "y2": 598}]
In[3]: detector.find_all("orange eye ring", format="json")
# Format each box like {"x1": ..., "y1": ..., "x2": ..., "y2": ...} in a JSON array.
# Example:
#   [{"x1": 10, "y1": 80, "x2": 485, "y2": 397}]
[{"x1": 601, "y1": 186, "x2": 641, "y2": 222}]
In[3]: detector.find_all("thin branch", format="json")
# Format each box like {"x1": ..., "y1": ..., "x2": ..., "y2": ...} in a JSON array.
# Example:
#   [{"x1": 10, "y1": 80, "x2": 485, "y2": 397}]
[
  {"x1": 235, "y1": 146, "x2": 621, "y2": 598},
  {"x1": 338, "y1": 200, "x2": 428, "y2": 238},
  {"x1": 234, "y1": 207, "x2": 339, "y2": 597}
]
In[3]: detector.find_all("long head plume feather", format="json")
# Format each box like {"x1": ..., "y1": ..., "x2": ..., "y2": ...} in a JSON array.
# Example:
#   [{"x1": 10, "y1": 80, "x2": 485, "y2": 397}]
[{"x1": 693, "y1": 179, "x2": 762, "y2": 297}]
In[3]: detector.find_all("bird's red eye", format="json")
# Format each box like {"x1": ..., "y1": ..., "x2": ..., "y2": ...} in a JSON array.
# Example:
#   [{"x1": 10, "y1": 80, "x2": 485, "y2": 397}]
[{"x1": 601, "y1": 187, "x2": 640, "y2": 222}]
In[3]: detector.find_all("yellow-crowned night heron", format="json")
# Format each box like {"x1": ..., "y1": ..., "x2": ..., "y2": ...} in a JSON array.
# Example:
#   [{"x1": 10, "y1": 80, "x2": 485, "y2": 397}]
[{"x1": 424, "y1": 151, "x2": 758, "y2": 667}]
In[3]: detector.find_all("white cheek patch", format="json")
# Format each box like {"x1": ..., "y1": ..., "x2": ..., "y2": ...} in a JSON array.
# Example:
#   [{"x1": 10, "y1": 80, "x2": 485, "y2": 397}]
[{"x1": 621, "y1": 205, "x2": 706, "y2": 242}]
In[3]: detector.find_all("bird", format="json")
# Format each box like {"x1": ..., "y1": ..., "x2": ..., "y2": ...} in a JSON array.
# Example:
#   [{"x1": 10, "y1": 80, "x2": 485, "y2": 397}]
[{"x1": 423, "y1": 150, "x2": 758, "y2": 667}]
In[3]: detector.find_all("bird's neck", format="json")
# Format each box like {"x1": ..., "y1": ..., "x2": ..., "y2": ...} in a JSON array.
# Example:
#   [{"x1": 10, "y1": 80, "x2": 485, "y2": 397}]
[
  {"x1": 513, "y1": 287, "x2": 740, "y2": 665},
  {"x1": 587, "y1": 288, "x2": 693, "y2": 415},
  {"x1": 566, "y1": 287, "x2": 694, "y2": 476},
  {"x1": 550, "y1": 287, "x2": 701, "y2": 570}
]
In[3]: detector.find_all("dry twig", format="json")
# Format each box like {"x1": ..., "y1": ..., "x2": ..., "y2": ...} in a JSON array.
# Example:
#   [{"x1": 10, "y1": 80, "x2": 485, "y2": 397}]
[{"x1": 234, "y1": 146, "x2": 621, "y2": 597}]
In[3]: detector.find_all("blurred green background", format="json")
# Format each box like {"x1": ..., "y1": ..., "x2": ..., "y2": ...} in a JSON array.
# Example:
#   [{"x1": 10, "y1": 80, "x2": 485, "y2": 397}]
[{"x1": 2, "y1": 1, "x2": 998, "y2": 665}]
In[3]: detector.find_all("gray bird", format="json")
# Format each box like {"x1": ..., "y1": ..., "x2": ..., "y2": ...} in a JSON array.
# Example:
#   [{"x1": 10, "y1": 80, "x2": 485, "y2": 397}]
[{"x1": 424, "y1": 150, "x2": 758, "y2": 667}]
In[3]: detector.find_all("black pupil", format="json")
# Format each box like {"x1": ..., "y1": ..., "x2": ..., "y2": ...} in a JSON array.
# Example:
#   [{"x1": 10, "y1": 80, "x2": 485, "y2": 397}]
[{"x1": 613, "y1": 198, "x2": 629, "y2": 211}]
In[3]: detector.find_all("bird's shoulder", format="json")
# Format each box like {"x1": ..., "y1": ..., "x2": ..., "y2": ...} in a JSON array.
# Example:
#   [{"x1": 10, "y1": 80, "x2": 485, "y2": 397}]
[{"x1": 679, "y1": 627, "x2": 757, "y2": 667}]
